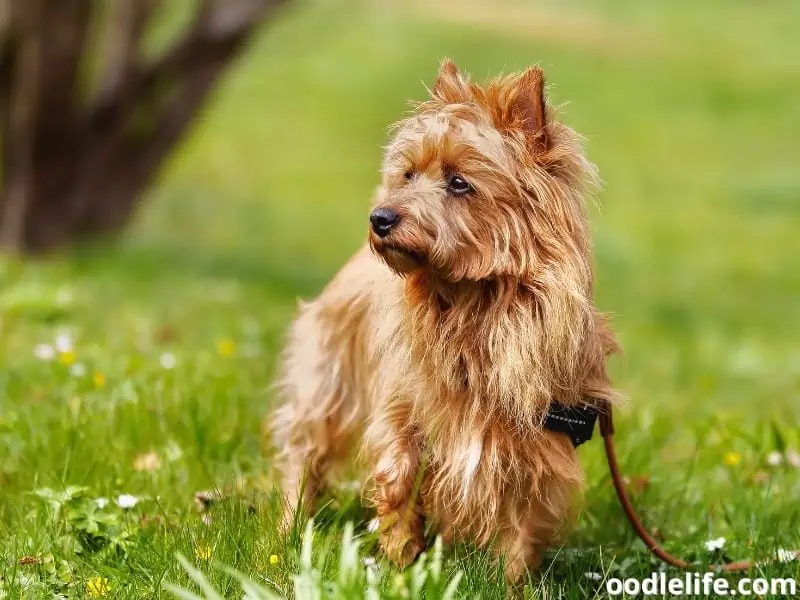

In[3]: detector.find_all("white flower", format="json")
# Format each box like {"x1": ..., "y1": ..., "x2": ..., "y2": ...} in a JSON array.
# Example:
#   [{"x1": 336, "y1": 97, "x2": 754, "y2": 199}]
[
  {"x1": 362, "y1": 557, "x2": 378, "y2": 570},
  {"x1": 367, "y1": 518, "x2": 379, "y2": 533},
  {"x1": 786, "y1": 449, "x2": 800, "y2": 468},
  {"x1": 777, "y1": 549, "x2": 797, "y2": 563},
  {"x1": 116, "y1": 494, "x2": 139, "y2": 509},
  {"x1": 55, "y1": 333, "x2": 73, "y2": 353},
  {"x1": 165, "y1": 440, "x2": 183, "y2": 462},
  {"x1": 243, "y1": 343, "x2": 261, "y2": 359},
  {"x1": 56, "y1": 288, "x2": 73, "y2": 307},
  {"x1": 34, "y1": 344, "x2": 55, "y2": 361},
  {"x1": 159, "y1": 353, "x2": 176, "y2": 369},
  {"x1": 95, "y1": 497, "x2": 109, "y2": 509},
  {"x1": 584, "y1": 572, "x2": 603, "y2": 581},
  {"x1": 70, "y1": 363, "x2": 87, "y2": 377},
  {"x1": 705, "y1": 537, "x2": 726, "y2": 552},
  {"x1": 766, "y1": 451, "x2": 783, "y2": 466}
]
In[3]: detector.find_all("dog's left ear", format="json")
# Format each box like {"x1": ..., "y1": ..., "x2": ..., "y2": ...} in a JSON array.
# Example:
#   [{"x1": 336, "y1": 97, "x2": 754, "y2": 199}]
[{"x1": 508, "y1": 66, "x2": 550, "y2": 154}]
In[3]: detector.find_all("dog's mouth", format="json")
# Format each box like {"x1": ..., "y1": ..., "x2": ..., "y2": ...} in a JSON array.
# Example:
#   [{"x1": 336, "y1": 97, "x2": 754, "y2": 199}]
[
  {"x1": 384, "y1": 245, "x2": 423, "y2": 261},
  {"x1": 375, "y1": 244, "x2": 425, "y2": 273}
]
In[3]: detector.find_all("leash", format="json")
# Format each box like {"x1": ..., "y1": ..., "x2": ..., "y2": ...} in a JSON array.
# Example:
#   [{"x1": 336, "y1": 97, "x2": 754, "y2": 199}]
[{"x1": 596, "y1": 405, "x2": 800, "y2": 572}]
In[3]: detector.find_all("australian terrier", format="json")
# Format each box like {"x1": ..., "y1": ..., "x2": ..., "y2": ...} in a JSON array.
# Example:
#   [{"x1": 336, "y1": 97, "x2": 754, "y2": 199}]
[{"x1": 271, "y1": 59, "x2": 617, "y2": 581}]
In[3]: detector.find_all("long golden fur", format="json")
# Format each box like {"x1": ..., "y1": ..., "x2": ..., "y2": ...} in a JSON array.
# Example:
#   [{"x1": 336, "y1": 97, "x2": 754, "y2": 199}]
[{"x1": 271, "y1": 59, "x2": 618, "y2": 581}]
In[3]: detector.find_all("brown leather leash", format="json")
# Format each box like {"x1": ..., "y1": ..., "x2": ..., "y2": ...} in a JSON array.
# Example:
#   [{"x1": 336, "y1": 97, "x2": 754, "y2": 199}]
[{"x1": 597, "y1": 406, "x2": 800, "y2": 572}]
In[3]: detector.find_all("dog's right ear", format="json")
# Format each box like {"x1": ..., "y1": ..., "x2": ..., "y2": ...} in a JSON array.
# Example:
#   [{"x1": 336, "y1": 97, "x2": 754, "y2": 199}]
[
  {"x1": 432, "y1": 58, "x2": 471, "y2": 104},
  {"x1": 508, "y1": 66, "x2": 550, "y2": 154}
]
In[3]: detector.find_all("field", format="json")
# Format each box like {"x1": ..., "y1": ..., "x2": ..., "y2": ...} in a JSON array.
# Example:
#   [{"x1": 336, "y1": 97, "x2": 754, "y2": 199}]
[{"x1": 1, "y1": 0, "x2": 799, "y2": 597}]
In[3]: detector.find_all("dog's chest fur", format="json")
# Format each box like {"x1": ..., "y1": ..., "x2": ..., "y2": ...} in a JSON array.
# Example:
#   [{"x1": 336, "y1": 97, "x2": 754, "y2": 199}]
[{"x1": 368, "y1": 274, "x2": 585, "y2": 539}]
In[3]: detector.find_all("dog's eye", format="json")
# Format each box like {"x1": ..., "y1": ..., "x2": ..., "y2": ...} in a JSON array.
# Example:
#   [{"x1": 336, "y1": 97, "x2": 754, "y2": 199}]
[
  {"x1": 404, "y1": 170, "x2": 414, "y2": 181},
  {"x1": 447, "y1": 174, "x2": 473, "y2": 196}
]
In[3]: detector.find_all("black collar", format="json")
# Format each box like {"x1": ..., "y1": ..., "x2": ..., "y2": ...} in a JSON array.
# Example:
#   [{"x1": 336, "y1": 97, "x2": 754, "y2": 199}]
[{"x1": 544, "y1": 402, "x2": 599, "y2": 447}]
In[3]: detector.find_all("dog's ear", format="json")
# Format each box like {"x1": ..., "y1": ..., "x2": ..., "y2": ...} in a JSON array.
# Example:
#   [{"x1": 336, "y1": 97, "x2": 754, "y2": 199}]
[
  {"x1": 432, "y1": 58, "x2": 471, "y2": 104},
  {"x1": 508, "y1": 66, "x2": 550, "y2": 154}
]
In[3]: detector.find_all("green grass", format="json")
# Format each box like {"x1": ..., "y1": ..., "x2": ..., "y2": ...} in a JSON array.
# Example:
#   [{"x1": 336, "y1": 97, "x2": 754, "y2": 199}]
[{"x1": 2, "y1": 0, "x2": 800, "y2": 597}]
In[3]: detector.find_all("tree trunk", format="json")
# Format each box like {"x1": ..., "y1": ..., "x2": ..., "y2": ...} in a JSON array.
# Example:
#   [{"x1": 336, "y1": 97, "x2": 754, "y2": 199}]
[{"x1": 0, "y1": 0, "x2": 288, "y2": 254}]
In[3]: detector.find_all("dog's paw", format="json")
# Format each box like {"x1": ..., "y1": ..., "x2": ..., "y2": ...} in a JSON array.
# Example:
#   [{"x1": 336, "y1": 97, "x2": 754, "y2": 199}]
[{"x1": 377, "y1": 511, "x2": 426, "y2": 569}]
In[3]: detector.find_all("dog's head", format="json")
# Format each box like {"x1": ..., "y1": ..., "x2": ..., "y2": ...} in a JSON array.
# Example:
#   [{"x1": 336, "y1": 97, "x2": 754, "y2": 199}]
[{"x1": 369, "y1": 59, "x2": 596, "y2": 283}]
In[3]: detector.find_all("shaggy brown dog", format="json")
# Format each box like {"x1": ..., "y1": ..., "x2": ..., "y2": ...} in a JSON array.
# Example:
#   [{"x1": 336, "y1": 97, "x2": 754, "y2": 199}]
[{"x1": 271, "y1": 59, "x2": 617, "y2": 581}]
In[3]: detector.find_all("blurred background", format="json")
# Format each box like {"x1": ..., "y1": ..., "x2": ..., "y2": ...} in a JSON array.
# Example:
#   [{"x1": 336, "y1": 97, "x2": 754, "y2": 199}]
[{"x1": 1, "y1": 0, "x2": 799, "y2": 595}]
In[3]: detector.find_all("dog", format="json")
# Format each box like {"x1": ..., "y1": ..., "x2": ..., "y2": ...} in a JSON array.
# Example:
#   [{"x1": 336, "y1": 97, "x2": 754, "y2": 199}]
[{"x1": 271, "y1": 59, "x2": 617, "y2": 581}]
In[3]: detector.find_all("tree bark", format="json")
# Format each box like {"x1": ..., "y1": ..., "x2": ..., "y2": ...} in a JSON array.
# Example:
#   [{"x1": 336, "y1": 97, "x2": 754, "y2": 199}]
[{"x1": 0, "y1": 0, "x2": 288, "y2": 254}]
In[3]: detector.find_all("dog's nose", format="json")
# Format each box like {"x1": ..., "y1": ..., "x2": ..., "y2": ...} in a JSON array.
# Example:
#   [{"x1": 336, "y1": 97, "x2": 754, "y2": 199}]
[{"x1": 370, "y1": 207, "x2": 399, "y2": 238}]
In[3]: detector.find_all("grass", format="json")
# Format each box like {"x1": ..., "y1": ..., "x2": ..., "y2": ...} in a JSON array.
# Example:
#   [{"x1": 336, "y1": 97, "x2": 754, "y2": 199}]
[{"x1": 2, "y1": 0, "x2": 800, "y2": 597}]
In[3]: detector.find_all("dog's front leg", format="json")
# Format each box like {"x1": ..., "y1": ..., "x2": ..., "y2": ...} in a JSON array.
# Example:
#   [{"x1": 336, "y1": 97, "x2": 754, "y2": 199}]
[{"x1": 372, "y1": 434, "x2": 427, "y2": 568}]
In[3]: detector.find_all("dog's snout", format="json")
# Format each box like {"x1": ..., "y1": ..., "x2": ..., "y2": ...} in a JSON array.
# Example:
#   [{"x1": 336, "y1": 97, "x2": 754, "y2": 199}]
[{"x1": 370, "y1": 207, "x2": 400, "y2": 238}]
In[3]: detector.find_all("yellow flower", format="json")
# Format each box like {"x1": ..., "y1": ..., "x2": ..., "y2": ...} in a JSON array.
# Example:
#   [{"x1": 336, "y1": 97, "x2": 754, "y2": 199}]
[
  {"x1": 217, "y1": 338, "x2": 235, "y2": 357},
  {"x1": 86, "y1": 576, "x2": 110, "y2": 597},
  {"x1": 195, "y1": 543, "x2": 212, "y2": 561},
  {"x1": 724, "y1": 451, "x2": 742, "y2": 467},
  {"x1": 94, "y1": 372, "x2": 106, "y2": 388},
  {"x1": 59, "y1": 350, "x2": 77, "y2": 366},
  {"x1": 269, "y1": 554, "x2": 279, "y2": 565}
]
